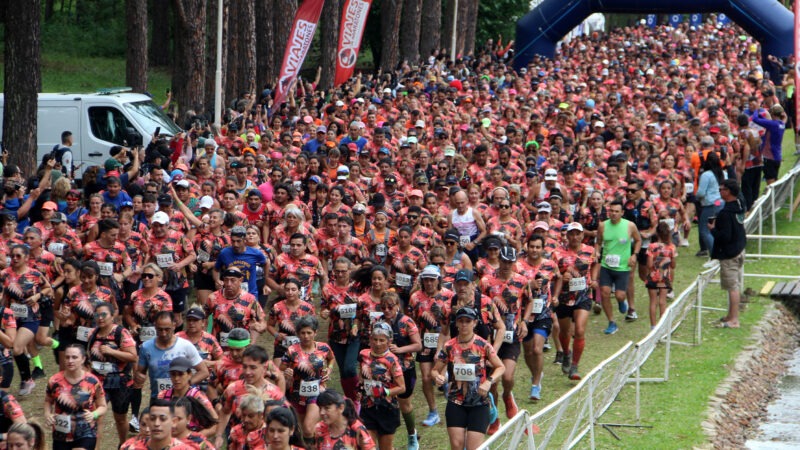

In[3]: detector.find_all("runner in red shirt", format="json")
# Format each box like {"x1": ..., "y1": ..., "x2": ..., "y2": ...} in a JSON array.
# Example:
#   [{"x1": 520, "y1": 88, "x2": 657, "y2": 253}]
[
  {"x1": 315, "y1": 389, "x2": 376, "y2": 450},
  {"x1": 553, "y1": 223, "x2": 598, "y2": 381},
  {"x1": 279, "y1": 316, "x2": 334, "y2": 441}
]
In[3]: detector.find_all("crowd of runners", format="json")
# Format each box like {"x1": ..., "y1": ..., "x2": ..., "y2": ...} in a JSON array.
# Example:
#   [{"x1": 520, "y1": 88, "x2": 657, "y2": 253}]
[{"x1": 0, "y1": 15, "x2": 791, "y2": 450}]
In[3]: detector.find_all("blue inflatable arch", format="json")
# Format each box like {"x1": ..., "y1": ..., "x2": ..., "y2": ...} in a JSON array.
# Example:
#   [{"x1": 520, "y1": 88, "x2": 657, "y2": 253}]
[{"x1": 513, "y1": 0, "x2": 794, "y2": 71}]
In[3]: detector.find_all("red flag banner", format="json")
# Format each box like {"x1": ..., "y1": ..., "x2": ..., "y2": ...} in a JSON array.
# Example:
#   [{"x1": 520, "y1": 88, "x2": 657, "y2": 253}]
[
  {"x1": 334, "y1": 0, "x2": 372, "y2": 86},
  {"x1": 273, "y1": 0, "x2": 326, "y2": 111},
  {"x1": 795, "y1": 0, "x2": 800, "y2": 129}
]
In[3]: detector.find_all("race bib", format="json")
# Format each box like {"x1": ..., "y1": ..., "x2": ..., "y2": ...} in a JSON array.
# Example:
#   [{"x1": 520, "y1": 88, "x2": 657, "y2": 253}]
[
  {"x1": 47, "y1": 242, "x2": 66, "y2": 256},
  {"x1": 196, "y1": 250, "x2": 210, "y2": 263},
  {"x1": 369, "y1": 311, "x2": 383, "y2": 322},
  {"x1": 240, "y1": 282, "x2": 250, "y2": 293},
  {"x1": 396, "y1": 273, "x2": 412, "y2": 287},
  {"x1": 532, "y1": 297, "x2": 545, "y2": 315},
  {"x1": 282, "y1": 335, "x2": 300, "y2": 348},
  {"x1": 363, "y1": 379, "x2": 382, "y2": 394},
  {"x1": 91, "y1": 361, "x2": 114, "y2": 375},
  {"x1": 219, "y1": 332, "x2": 229, "y2": 347},
  {"x1": 140, "y1": 326, "x2": 156, "y2": 341},
  {"x1": 569, "y1": 277, "x2": 587, "y2": 292},
  {"x1": 299, "y1": 379, "x2": 321, "y2": 397},
  {"x1": 453, "y1": 363, "x2": 476, "y2": 382},
  {"x1": 10, "y1": 303, "x2": 27, "y2": 318},
  {"x1": 423, "y1": 332, "x2": 439, "y2": 349},
  {"x1": 76, "y1": 326, "x2": 92, "y2": 342},
  {"x1": 98, "y1": 262, "x2": 114, "y2": 277},
  {"x1": 337, "y1": 303, "x2": 357, "y2": 319},
  {"x1": 156, "y1": 253, "x2": 174, "y2": 268},
  {"x1": 503, "y1": 330, "x2": 514, "y2": 344},
  {"x1": 459, "y1": 235, "x2": 471, "y2": 246},
  {"x1": 156, "y1": 378, "x2": 172, "y2": 392},
  {"x1": 54, "y1": 414, "x2": 72, "y2": 434},
  {"x1": 375, "y1": 244, "x2": 388, "y2": 256},
  {"x1": 604, "y1": 254, "x2": 621, "y2": 268},
  {"x1": 684, "y1": 182, "x2": 694, "y2": 194}
]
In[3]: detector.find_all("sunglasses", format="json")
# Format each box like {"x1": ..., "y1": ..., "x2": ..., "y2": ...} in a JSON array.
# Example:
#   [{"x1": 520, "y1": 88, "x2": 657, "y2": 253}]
[
  {"x1": 380, "y1": 303, "x2": 397, "y2": 310},
  {"x1": 499, "y1": 205, "x2": 511, "y2": 209},
  {"x1": 142, "y1": 273, "x2": 157, "y2": 279},
  {"x1": 407, "y1": 215, "x2": 419, "y2": 220},
  {"x1": 94, "y1": 312, "x2": 110, "y2": 319}
]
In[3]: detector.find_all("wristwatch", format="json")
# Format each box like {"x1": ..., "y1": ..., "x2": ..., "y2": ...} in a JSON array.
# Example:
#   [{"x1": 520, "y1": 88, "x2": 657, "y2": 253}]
[{"x1": 487, "y1": 376, "x2": 494, "y2": 385}]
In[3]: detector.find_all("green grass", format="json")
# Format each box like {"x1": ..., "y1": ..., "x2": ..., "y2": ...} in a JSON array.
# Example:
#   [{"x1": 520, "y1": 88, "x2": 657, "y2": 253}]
[{"x1": 0, "y1": 51, "x2": 172, "y2": 100}]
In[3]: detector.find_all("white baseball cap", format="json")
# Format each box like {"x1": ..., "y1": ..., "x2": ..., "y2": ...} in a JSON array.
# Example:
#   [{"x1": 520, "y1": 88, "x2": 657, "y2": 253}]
[
  {"x1": 151, "y1": 211, "x2": 170, "y2": 225},
  {"x1": 566, "y1": 222, "x2": 584, "y2": 232},
  {"x1": 544, "y1": 169, "x2": 558, "y2": 181},
  {"x1": 198, "y1": 196, "x2": 214, "y2": 209}
]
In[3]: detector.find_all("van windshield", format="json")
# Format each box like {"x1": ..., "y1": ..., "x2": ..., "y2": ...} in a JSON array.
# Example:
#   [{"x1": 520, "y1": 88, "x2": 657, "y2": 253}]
[{"x1": 123, "y1": 101, "x2": 182, "y2": 136}]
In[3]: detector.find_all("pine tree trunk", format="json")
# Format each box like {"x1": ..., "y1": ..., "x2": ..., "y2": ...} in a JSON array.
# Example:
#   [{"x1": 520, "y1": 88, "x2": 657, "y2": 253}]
[
  {"x1": 3, "y1": 0, "x2": 41, "y2": 176},
  {"x1": 126, "y1": 0, "x2": 148, "y2": 92},
  {"x1": 399, "y1": 0, "x2": 421, "y2": 64},
  {"x1": 150, "y1": 0, "x2": 171, "y2": 67},
  {"x1": 462, "y1": 0, "x2": 477, "y2": 56},
  {"x1": 172, "y1": 0, "x2": 207, "y2": 114},
  {"x1": 225, "y1": 0, "x2": 242, "y2": 105},
  {"x1": 256, "y1": 0, "x2": 275, "y2": 92},
  {"x1": 238, "y1": 0, "x2": 257, "y2": 104},
  {"x1": 455, "y1": 0, "x2": 468, "y2": 56},
  {"x1": 418, "y1": 0, "x2": 440, "y2": 61},
  {"x1": 273, "y1": 0, "x2": 297, "y2": 77},
  {"x1": 45, "y1": 0, "x2": 55, "y2": 20},
  {"x1": 318, "y1": 0, "x2": 340, "y2": 89},
  {"x1": 379, "y1": 0, "x2": 403, "y2": 71},
  {"x1": 205, "y1": 0, "x2": 223, "y2": 112},
  {"x1": 441, "y1": 0, "x2": 454, "y2": 58}
]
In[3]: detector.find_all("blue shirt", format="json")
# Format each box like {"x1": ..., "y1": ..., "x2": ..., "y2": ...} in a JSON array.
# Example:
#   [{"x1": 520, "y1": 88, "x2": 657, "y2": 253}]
[
  {"x1": 697, "y1": 171, "x2": 722, "y2": 207},
  {"x1": 339, "y1": 136, "x2": 368, "y2": 152},
  {"x1": 138, "y1": 337, "x2": 203, "y2": 397},
  {"x1": 215, "y1": 246, "x2": 267, "y2": 296},
  {"x1": 102, "y1": 190, "x2": 133, "y2": 210},
  {"x1": 3, "y1": 196, "x2": 31, "y2": 234}
]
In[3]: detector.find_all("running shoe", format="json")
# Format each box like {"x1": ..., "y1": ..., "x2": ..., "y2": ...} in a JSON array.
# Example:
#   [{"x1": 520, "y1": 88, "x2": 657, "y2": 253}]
[
  {"x1": 32, "y1": 367, "x2": 45, "y2": 379},
  {"x1": 679, "y1": 238, "x2": 690, "y2": 247},
  {"x1": 568, "y1": 365, "x2": 581, "y2": 380},
  {"x1": 703, "y1": 259, "x2": 720, "y2": 269},
  {"x1": 129, "y1": 416, "x2": 140, "y2": 433},
  {"x1": 553, "y1": 351, "x2": 564, "y2": 365},
  {"x1": 18, "y1": 380, "x2": 35, "y2": 396},
  {"x1": 561, "y1": 351, "x2": 572, "y2": 374},
  {"x1": 625, "y1": 310, "x2": 638, "y2": 322},
  {"x1": 407, "y1": 432, "x2": 420, "y2": 450},
  {"x1": 604, "y1": 321, "x2": 619, "y2": 335},
  {"x1": 530, "y1": 384, "x2": 542, "y2": 401},
  {"x1": 422, "y1": 411, "x2": 440, "y2": 427},
  {"x1": 543, "y1": 341, "x2": 551, "y2": 352},
  {"x1": 592, "y1": 303, "x2": 602, "y2": 315},
  {"x1": 504, "y1": 393, "x2": 519, "y2": 419},
  {"x1": 695, "y1": 250, "x2": 709, "y2": 257},
  {"x1": 487, "y1": 418, "x2": 500, "y2": 435},
  {"x1": 618, "y1": 300, "x2": 628, "y2": 314}
]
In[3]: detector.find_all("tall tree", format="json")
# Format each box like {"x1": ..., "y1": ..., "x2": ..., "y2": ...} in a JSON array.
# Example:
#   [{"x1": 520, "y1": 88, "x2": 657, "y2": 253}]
[
  {"x1": 441, "y1": 0, "x2": 455, "y2": 57},
  {"x1": 418, "y1": 0, "x2": 441, "y2": 61},
  {"x1": 255, "y1": 0, "x2": 275, "y2": 93},
  {"x1": 273, "y1": 0, "x2": 297, "y2": 78},
  {"x1": 399, "y1": 0, "x2": 421, "y2": 64},
  {"x1": 463, "y1": 0, "x2": 478, "y2": 56},
  {"x1": 44, "y1": 0, "x2": 55, "y2": 20},
  {"x1": 225, "y1": 0, "x2": 257, "y2": 106},
  {"x1": 150, "y1": 0, "x2": 171, "y2": 67},
  {"x1": 2, "y1": 0, "x2": 41, "y2": 176},
  {"x1": 126, "y1": 0, "x2": 148, "y2": 92},
  {"x1": 172, "y1": 0, "x2": 207, "y2": 115},
  {"x1": 318, "y1": 0, "x2": 341, "y2": 89},
  {"x1": 379, "y1": 0, "x2": 403, "y2": 71}
]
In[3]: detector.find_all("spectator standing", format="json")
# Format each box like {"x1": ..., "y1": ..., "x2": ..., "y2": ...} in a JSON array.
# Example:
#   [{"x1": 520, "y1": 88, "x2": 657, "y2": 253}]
[{"x1": 710, "y1": 179, "x2": 747, "y2": 329}]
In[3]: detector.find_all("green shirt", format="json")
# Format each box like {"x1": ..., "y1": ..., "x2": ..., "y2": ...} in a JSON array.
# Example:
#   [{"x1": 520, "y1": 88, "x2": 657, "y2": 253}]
[{"x1": 600, "y1": 218, "x2": 633, "y2": 271}]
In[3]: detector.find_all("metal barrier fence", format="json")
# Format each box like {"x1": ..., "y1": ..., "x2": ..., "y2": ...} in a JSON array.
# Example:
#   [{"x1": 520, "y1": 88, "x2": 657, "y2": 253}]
[{"x1": 479, "y1": 164, "x2": 800, "y2": 450}]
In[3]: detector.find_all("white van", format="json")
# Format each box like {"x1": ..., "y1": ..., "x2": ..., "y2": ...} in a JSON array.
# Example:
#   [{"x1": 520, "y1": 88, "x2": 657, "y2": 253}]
[{"x1": 0, "y1": 89, "x2": 181, "y2": 176}]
